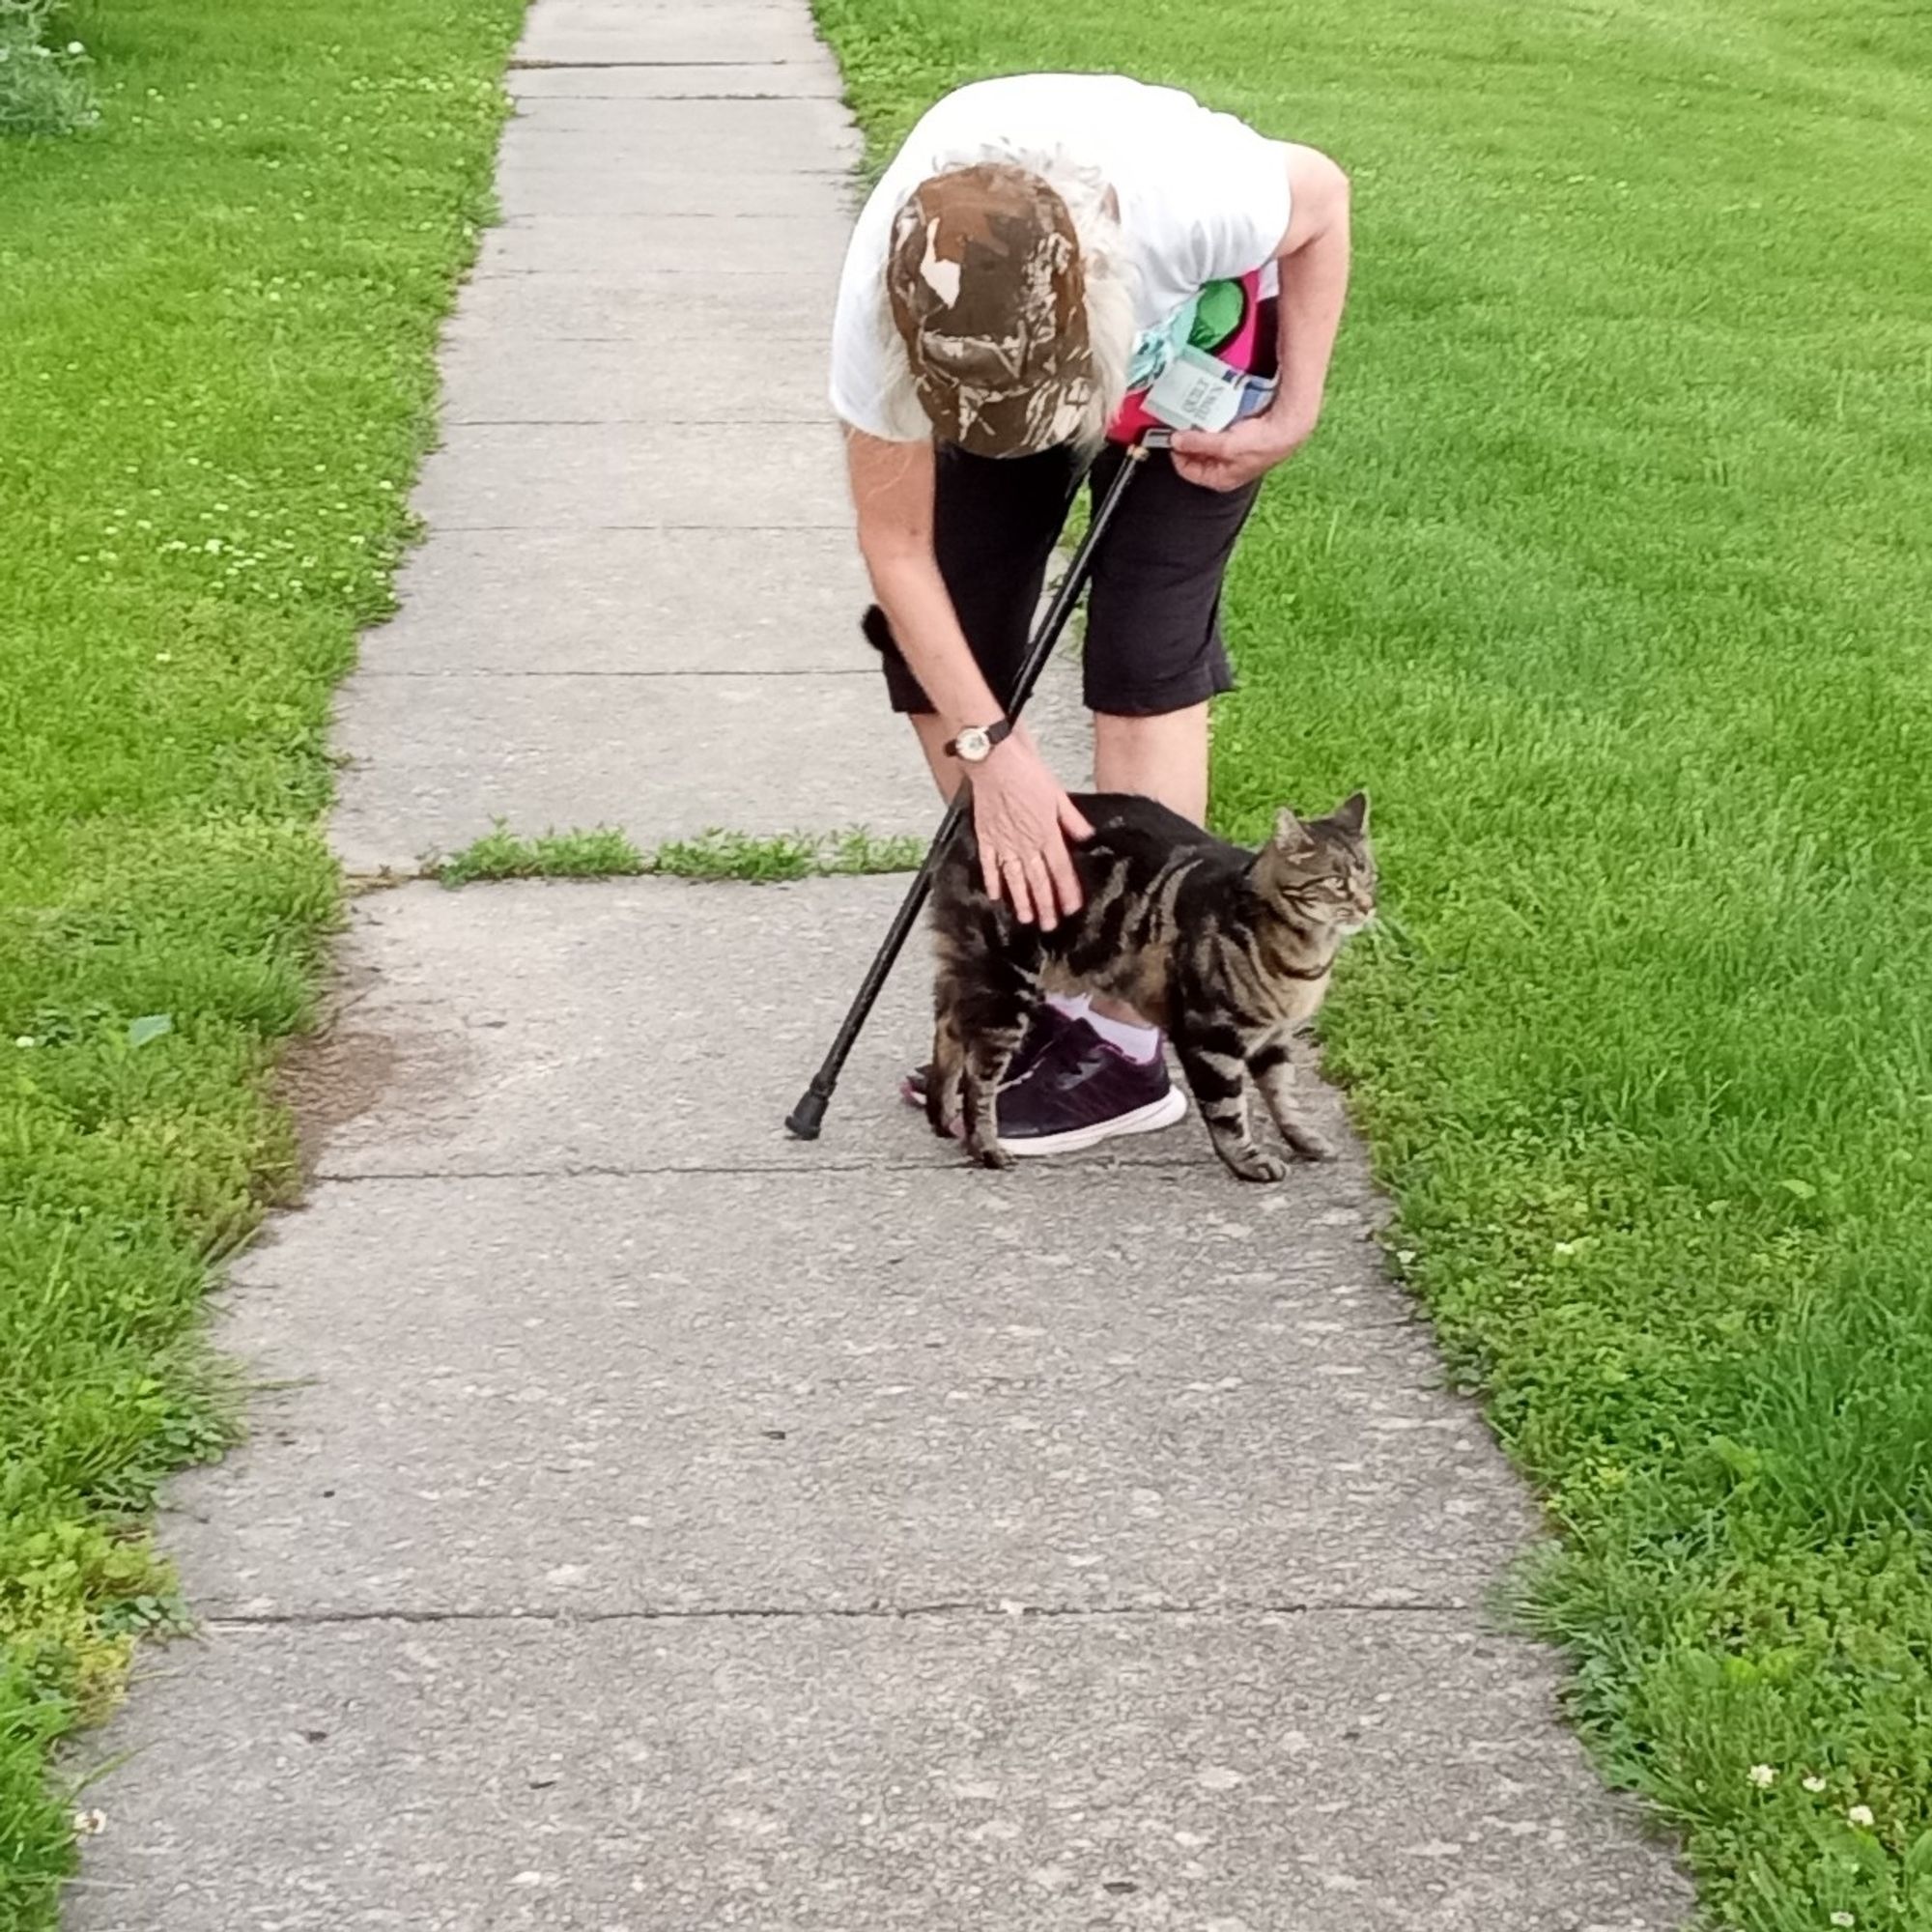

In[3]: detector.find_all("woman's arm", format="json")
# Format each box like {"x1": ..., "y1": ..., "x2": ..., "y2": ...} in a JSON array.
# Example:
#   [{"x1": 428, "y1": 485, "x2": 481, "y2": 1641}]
[
  {"x1": 848, "y1": 432, "x2": 1007, "y2": 731},
  {"x1": 846, "y1": 429, "x2": 1092, "y2": 925},
  {"x1": 1170, "y1": 143, "x2": 1351, "y2": 492}
]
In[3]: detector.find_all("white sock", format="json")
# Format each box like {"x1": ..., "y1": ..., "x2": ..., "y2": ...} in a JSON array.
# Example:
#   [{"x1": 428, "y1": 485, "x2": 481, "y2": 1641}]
[
  {"x1": 1084, "y1": 1007, "x2": 1163, "y2": 1064},
  {"x1": 1045, "y1": 992, "x2": 1091, "y2": 1022}
]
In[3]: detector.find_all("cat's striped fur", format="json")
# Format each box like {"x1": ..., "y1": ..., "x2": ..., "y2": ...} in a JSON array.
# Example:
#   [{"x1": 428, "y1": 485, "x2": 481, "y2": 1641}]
[{"x1": 927, "y1": 790, "x2": 1376, "y2": 1180}]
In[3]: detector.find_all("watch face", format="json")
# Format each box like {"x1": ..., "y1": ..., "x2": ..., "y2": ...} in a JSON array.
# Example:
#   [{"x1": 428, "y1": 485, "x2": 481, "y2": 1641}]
[{"x1": 955, "y1": 727, "x2": 990, "y2": 761}]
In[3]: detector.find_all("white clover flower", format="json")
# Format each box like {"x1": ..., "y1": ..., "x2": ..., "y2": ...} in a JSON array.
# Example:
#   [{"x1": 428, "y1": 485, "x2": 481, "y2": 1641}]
[
  {"x1": 1831, "y1": 1915, "x2": 1855, "y2": 1928},
  {"x1": 68, "y1": 40, "x2": 85, "y2": 53},
  {"x1": 1803, "y1": 1776, "x2": 1828, "y2": 1793},
  {"x1": 1848, "y1": 1804, "x2": 1875, "y2": 1829},
  {"x1": 14, "y1": 1037, "x2": 36, "y2": 1049},
  {"x1": 1747, "y1": 1764, "x2": 1776, "y2": 1788}
]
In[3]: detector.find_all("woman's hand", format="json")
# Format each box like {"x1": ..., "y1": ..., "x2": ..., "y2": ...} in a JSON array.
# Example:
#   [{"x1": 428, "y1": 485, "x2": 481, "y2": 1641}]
[
  {"x1": 1169, "y1": 412, "x2": 1305, "y2": 492},
  {"x1": 966, "y1": 727, "x2": 1093, "y2": 929}
]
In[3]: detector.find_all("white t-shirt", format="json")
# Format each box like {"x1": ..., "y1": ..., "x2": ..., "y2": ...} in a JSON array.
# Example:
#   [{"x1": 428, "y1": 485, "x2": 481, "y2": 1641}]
[{"x1": 828, "y1": 73, "x2": 1291, "y2": 440}]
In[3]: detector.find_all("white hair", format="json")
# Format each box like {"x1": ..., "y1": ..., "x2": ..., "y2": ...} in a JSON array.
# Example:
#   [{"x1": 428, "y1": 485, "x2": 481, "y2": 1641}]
[{"x1": 873, "y1": 142, "x2": 1139, "y2": 453}]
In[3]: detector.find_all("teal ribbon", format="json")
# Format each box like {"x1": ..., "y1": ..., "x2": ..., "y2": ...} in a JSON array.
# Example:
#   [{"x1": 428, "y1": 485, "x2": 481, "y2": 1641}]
[{"x1": 1125, "y1": 292, "x2": 1203, "y2": 393}]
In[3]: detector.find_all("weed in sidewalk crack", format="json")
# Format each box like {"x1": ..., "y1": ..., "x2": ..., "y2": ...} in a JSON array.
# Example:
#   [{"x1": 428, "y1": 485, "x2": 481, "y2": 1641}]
[
  {"x1": 433, "y1": 822, "x2": 647, "y2": 886},
  {"x1": 431, "y1": 821, "x2": 923, "y2": 887}
]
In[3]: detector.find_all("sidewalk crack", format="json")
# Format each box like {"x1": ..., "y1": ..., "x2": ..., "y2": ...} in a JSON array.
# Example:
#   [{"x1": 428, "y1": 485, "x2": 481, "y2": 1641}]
[
  {"x1": 207, "y1": 1600, "x2": 1470, "y2": 1631},
  {"x1": 311, "y1": 1157, "x2": 1215, "y2": 1179},
  {"x1": 509, "y1": 59, "x2": 814, "y2": 71},
  {"x1": 350, "y1": 668, "x2": 875, "y2": 680}
]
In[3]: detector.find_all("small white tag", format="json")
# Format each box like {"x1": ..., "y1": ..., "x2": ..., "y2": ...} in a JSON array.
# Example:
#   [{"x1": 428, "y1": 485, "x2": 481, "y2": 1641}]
[{"x1": 1145, "y1": 345, "x2": 1245, "y2": 432}]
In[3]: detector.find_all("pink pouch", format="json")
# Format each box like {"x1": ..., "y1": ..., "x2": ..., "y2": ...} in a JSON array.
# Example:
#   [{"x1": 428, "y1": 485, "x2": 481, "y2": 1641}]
[{"x1": 1107, "y1": 267, "x2": 1267, "y2": 446}]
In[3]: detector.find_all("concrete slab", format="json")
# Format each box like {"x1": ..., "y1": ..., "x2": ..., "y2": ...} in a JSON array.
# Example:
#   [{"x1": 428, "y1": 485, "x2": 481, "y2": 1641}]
[
  {"x1": 158, "y1": 1168, "x2": 1525, "y2": 1618},
  {"x1": 329, "y1": 681, "x2": 934, "y2": 871},
  {"x1": 507, "y1": 91, "x2": 862, "y2": 163},
  {"x1": 519, "y1": 4, "x2": 829, "y2": 68},
  {"x1": 506, "y1": 135, "x2": 854, "y2": 193},
  {"x1": 442, "y1": 269, "x2": 840, "y2": 344},
  {"x1": 359, "y1": 528, "x2": 870, "y2": 674},
  {"x1": 70, "y1": 1617, "x2": 1691, "y2": 1932},
  {"x1": 436, "y1": 326, "x2": 833, "y2": 420},
  {"x1": 299, "y1": 875, "x2": 1236, "y2": 1179},
  {"x1": 509, "y1": 59, "x2": 844, "y2": 99},
  {"x1": 497, "y1": 157, "x2": 855, "y2": 219},
  {"x1": 412, "y1": 423, "x2": 851, "y2": 530},
  {"x1": 471, "y1": 212, "x2": 854, "y2": 280}
]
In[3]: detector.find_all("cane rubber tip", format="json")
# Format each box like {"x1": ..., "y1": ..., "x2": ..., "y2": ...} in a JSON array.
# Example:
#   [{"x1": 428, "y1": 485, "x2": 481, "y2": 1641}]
[{"x1": 785, "y1": 1092, "x2": 829, "y2": 1140}]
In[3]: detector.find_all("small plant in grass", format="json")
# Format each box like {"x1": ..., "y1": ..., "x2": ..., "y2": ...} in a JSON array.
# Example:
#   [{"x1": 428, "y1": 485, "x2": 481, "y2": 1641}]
[{"x1": 0, "y1": 1, "x2": 97, "y2": 137}]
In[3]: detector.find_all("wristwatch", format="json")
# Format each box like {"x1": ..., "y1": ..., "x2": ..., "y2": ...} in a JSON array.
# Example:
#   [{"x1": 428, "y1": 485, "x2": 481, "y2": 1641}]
[{"x1": 944, "y1": 718, "x2": 1013, "y2": 763}]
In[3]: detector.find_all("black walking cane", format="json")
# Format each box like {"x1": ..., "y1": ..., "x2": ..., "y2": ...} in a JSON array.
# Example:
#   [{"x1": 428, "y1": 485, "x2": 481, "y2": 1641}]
[{"x1": 784, "y1": 429, "x2": 1171, "y2": 1140}]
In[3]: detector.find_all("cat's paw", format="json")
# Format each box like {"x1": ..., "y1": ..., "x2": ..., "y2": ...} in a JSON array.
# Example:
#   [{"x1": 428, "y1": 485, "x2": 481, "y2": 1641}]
[
  {"x1": 1283, "y1": 1129, "x2": 1337, "y2": 1163},
  {"x1": 969, "y1": 1139, "x2": 1014, "y2": 1172},
  {"x1": 1226, "y1": 1150, "x2": 1289, "y2": 1183}
]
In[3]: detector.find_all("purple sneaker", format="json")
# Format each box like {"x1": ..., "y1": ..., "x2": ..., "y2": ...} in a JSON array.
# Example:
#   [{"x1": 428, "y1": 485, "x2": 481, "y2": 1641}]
[
  {"x1": 900, "y1": 1002, "x2": 1070, "y2": 1110},
  {"x1": 991, "y1": 1018, "x2": 1186, "y2": 1156}
]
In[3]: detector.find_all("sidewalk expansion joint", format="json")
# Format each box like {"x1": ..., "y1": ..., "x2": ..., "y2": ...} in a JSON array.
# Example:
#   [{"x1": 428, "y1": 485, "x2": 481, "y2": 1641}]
[
  {"x1": 309, "y1": 1158, "x2": 1224, "y2": 1180},
  {"x1": 428, "y1": 523, "x2": 854, "y2": 533},
  {"x1": 514, "y1": 213, "x2": 854, "y2": 222},
  {"x1": 440, "y1": 416, "x2": 831, "y2": 425},
  {"x1": 207, "y1": 1600, "x2": 1470, "y2": 1631},
  {"x1": 352, "y1": 668, "x2": 876, "y2": 680},
  {"x1": 503, "y1": 165, "x2": 855, "y2": 180},
  {"x1": 471, "y1": 270, "x2": 839, "y2": 280},
  {"x1": 521, "y1": 91, "x2": 841, "y2": 100},
  {"x1": 509, "y1": 59, "x2": 817, "y2": 71}
]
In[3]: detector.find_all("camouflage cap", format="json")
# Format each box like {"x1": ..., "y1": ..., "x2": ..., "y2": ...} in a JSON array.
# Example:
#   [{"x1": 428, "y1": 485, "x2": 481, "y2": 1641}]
[{"x1": 885, "y1": 163, "x2": 1094, "y2": 458}]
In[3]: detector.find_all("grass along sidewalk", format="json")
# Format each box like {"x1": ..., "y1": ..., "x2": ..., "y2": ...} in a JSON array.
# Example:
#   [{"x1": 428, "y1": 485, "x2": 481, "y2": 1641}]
[
  {"x1": 0, "y1": 0, "x2": 523, "y2": 1920},
  {"x1": 431, "y1": 822, "x2": 926, "y2": 887},
  {"x1": 809, "y1": 1, "x2": 1932, "y2": 1926}
]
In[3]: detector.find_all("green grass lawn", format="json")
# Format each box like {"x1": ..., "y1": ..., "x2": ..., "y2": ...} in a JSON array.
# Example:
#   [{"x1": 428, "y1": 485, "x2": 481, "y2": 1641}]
[
  {"x1": 0, "y1": 0, "x2": 521, "y2": 1920},
  {"x1": 809, "y1": 3, "x2": 1932, "y2": 1927},
  {"x1": 7, "y1": 0, "x2": 1927, "y2": 1924}
]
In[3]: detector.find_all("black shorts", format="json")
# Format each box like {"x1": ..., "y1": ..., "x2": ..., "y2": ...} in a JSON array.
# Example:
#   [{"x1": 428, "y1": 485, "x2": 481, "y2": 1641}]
[{"x1": 862, "y1": 438, "x2": 1266, "y2": 720}]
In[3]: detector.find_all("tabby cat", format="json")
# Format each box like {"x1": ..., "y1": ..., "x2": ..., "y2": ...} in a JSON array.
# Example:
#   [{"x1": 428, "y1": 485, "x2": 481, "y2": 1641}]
[{"x1": 927, "y1": 790, "x2": 1376, "y2": 1180}]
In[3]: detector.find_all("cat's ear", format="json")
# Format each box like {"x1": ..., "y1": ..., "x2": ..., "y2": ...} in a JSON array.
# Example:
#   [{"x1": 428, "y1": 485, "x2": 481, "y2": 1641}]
[
  {"x1": 1331, "y1": 791, "x2": 1370, "y2": 837},
  {"x1": 1272, "y1": 808, "x2": 1315, "y2": 853}
]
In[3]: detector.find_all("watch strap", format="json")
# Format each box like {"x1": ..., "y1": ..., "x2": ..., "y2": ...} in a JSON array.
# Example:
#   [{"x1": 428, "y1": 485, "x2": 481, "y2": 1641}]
[{"x1": 944, "y1": 717, "x2": 1013, "y2": 759}]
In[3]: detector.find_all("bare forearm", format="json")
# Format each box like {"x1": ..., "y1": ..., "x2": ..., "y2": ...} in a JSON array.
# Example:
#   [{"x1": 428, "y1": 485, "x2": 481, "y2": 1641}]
[
  {"x1": 864, "y1": 542, "x2": 1003, "y2": 727},
  {"x1": 1268, "y1": 145, "x2": 1351, "y2": 445},
  {"x1": 840, "y1": 434, "x2": 1088, "y2": 923},
  {"x1": 846, "y1": 430, "x2": 1002, "y2": 729},
  {"x1": 1270, "y1": 230, "x2": 1349, "y2": 441}
]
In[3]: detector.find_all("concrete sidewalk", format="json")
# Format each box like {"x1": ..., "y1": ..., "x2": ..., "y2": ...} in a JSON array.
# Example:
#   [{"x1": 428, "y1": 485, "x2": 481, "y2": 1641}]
[{"x1": 69, "y1": 3, "x2": 1692, "y2": 1927}]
